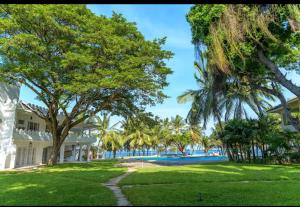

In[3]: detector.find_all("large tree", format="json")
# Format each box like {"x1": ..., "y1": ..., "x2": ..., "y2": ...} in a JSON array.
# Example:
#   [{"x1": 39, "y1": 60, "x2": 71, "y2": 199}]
[
  {"x1": 186, "y1": 4, "x2": 300, "y2": 130},
  {"x1": 0, "y1": 5, "x2": 173, "y2": 165}
]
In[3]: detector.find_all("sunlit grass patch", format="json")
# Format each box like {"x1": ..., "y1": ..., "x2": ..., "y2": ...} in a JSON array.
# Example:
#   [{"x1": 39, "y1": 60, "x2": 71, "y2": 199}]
[{"x1": 0, "y1": 161, "x2": 126, "y2": 206}]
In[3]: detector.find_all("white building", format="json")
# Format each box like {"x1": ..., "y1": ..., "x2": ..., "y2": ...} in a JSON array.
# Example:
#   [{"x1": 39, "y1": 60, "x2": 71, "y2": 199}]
[
  {"x1": 267, "y1": 97, "x2": 300, "y2": 132},
  {"x1": 0, "y1": 83, "x2": 97, "y2": 170}
]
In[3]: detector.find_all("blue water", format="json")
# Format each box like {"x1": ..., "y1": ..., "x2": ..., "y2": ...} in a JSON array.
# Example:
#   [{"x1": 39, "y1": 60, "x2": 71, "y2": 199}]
[
  {"x1": 103, "y1": 149, "x2": 223, "y2": 159},
  {"x1": 131, "y1": 155, "x2": 228, "y2": 162}
]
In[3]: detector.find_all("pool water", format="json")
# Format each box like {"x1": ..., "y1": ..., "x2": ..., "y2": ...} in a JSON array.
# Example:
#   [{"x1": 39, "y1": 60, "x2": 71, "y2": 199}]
[{"x1": 130, "y1": 155, "x2": 228, "y2": 163}]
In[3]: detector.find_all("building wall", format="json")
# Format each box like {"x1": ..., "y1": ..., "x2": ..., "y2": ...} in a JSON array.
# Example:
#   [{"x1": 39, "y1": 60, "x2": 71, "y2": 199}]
[
  {"x1": 13, "y1": 140, "x2": 51, "y2": 167},
  {"x1": 0, "y1": 83, "x2": 20, "y2": 169},
  {"x1": 15, "y1": 109, "x2": 48, "y2": 132}
]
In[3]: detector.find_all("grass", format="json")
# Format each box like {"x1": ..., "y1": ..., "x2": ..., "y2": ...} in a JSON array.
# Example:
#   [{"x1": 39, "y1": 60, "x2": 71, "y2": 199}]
[
  {"x1": 0, "y1": 160, "x2": 126, "y2": 206},
  {"x1": 2, "y1": 160, "x2": 300, "y2": 206},
  {"x1": 120, "y1": 162, "x2": 300, "y2": 206}
]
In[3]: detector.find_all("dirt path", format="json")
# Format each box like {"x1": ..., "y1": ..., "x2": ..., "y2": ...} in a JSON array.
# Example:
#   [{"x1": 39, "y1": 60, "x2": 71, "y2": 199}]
[{"x1": 103, "y1": 167, "x2": 136, "y2": 206}]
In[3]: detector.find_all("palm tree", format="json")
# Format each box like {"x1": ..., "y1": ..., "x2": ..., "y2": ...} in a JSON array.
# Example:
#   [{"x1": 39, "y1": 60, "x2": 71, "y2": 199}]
[
  {"x1": 159, "y1": 118, "x2": 173, "y2": 153},
  {"x1": 128, "y1": 122, "x2": 151, "y2": 156},
  {"x1": 178, "y1": 45, "x2": 273, "y2": 129},
  {"x1": 95, "y1": 112, "x2": 120, "y2": 158},
  {"x1": 121, "y1": 118, "x2": 152, "y2": 156},
  {"x1": 201, "y1": 136, "x2": 216, "y2": 156},
  {"x1": 101, "y1": 131, "x2": 124, "y2": 159},
  {"x1": 148, "y1": 125, "x2": 162, "y2": 156},
  {"x1": 177, "y1": 62, "x2": 226, "y2": 129},
  {"x1": 171, "y1": 115, "x2": 185, "y2": 134},
  {"x1": 187, "y1": 124, "x2": 203, "y2": 155}
]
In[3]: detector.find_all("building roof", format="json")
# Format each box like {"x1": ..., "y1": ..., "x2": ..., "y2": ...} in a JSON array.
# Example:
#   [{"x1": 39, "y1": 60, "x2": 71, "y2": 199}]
[
  {"x1": 16, "y1": 101, "x2": 98, "y2": 129},
  {"x1": 267, "y1": 97, "x2": 299, "y2": 113}
]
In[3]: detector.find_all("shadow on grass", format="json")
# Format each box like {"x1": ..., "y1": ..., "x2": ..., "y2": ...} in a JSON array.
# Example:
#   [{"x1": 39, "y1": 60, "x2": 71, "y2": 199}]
[
  {"x1": 119, "y1": 162, "x2": 300, "y2": 206},
  {"x1": 0, "y1": 161, "x2": 127, "y2": 206},
  {"x1": 120, "y1": 161, "x2": 300, "y2": 186}
]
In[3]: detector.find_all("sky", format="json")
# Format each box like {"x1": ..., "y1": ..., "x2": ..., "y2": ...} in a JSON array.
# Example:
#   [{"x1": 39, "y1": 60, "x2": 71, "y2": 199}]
[{"x1": 19, "y1": 4, "x2": 300, "y2": 135}]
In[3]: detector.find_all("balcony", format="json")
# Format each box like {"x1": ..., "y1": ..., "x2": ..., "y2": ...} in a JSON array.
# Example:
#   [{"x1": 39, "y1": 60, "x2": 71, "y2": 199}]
[
  {"x1": 281, "y1": 124, "x2": 298, "y2": 132},
  {"x1": 13, "y1": 128, "x2": 97, "y2": 144}
]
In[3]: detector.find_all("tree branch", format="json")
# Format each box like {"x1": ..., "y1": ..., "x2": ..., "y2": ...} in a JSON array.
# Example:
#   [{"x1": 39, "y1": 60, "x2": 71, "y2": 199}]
[{"x1": 257, "y1": 49, "x2": 300, "y2": 98}]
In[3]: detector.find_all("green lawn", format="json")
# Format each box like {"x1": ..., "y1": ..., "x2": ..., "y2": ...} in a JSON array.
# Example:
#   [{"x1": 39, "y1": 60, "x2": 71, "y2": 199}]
[
  {"x1": 2, "y1": 161, "x2": 300, "y2": 206},
  {"x1": 0, "y1": 160, "x2": 126, "y2": 206},
  {"x1": 120, "y1": 162, "x2": 300, "y2": 206}
]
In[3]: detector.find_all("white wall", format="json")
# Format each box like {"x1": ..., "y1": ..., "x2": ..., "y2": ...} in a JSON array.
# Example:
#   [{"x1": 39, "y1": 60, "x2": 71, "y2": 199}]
[{"x1": 0, "y1": 83, "x2": 20, "y2": 169}]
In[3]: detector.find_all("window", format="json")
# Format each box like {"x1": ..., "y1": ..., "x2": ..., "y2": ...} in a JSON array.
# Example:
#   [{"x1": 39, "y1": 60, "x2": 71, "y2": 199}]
[
  {"x1": 18, "y1": 120, "x2": 25, "y2": 125},
  {"x1": 27, "y1": 122, "x2": 39, "y2": 131}
]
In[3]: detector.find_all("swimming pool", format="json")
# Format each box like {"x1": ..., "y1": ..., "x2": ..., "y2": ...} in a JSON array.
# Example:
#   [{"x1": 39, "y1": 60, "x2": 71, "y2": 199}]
[{"x1": 130, "y1": 155, "x2": 228, "y2": 164}]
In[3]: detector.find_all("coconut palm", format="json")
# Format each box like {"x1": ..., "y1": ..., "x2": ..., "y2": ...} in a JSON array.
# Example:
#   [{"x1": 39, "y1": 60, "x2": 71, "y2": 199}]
[
  {"x1": 177, "y1": 62, "x2": 226, "y2": 129},
  {"x1": 159, "y1": 118, "x2": 173, "y2": 153},
  {"x1": 95, "y1": 112, "x2": 120, "y2": 158},
  {"x1": 201, "y1": 136, "x2": 215, "y2": 155},
  {"x1": 178, "y1": 60, "x2": 272, "y2": 130},
  {"x1": 101, "y1": 131, "x2": 124, "y2": 159},
  {"x1": 128, "y1": 122, "x2": 151, "y2": 156},
  {"x1": 187, "y1": 124, "x2": 203, "y2": 155},
  {"x1": 171, "y1": 115, "x2": 186, "y2": 134},
  {"x1": 121, "y1": 117, "x2": 152, "y2": 156}
]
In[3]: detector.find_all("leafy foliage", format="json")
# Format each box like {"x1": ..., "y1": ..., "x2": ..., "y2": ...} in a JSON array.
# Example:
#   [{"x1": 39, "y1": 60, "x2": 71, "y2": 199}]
[{"x1": 0, "y1": 5, "x2": 173, "y2": 164}]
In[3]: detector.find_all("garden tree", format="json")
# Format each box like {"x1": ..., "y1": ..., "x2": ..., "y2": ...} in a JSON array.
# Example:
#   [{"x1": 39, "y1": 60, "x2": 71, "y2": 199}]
[
  {"x1": 0, "y1": 5, "x2": 173, "y2": 165},
  {"x1": 219, "y1": 119, "x2": 256, "y2": 162},
  {"x1": 186, "y1": 4, "x2": 300, "y2": 130},
  {"x1": 252, "y1": 114, "x2": 282, "y2": 160},
  {"x1": 171, "y1": 131, "x2": 191, "y2": 155},
  {"x1": 216, "y1": 114, "x2": 300, "y2": 164},
  {"x1": 95, "y1": 112, "x2": 120, "y2": 158}
]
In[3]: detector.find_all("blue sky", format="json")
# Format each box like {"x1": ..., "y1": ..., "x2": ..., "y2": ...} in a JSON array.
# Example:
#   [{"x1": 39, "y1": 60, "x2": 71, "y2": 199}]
[{"x1": 19, "y1": 4, "x2": 300, "y2": 135}]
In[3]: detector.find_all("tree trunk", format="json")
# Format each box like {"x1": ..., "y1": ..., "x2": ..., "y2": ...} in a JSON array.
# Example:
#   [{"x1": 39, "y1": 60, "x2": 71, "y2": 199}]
[
  {"x1": 239, "y1": 145, "x2": 244, "y2": 161},
  {"x1": 258, "y1": 49, "x2": 300, "y2": 98},
  {"x1": 226, "y1": 142, "x2": 234, "y2": 161},
  {"x1": 47, "y1": 133, "x2": 62, "y2": 165},
  {"x1": 48, "y1": 145, "x2": 59, "y2": 165},
  {"x1": 251, "y1": 140, "x2": 256, "y2": 161},
  {"x1": 254, "y1": 84, "x2": 300, "y2": 131},
  {"x1": 113, "y1": 150, "x2": 116, "y2": 159},
  {"x1": 96, "y1": 139, "x2": 102, "y2": 159}
]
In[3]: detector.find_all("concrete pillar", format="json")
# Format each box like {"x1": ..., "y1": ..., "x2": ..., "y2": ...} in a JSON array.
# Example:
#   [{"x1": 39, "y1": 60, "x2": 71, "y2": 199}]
[
  {"x1": 87, "y1": 145, "x2": 91, "y2": 162},
  {"x1": 35, "y1": 144, "x2": 44, "y2": 165},
  {"x1": 59, "y1": 144, "x2": 65, "y2": 164},
  {"x1": 79, "y1": 144, "x2": 83, "y2": 161},
  {"x1": 71, "y1": 145, "x2": 76, "y2": 161}
]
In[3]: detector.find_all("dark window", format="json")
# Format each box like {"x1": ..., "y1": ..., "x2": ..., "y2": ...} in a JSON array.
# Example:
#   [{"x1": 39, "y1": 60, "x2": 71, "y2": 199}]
[
  {"x1": 27, "y1": 122, "x2": 39, "y2": 131},
  {"x1": 18, "y1": 120, "x2": 25, "y2": 125}
]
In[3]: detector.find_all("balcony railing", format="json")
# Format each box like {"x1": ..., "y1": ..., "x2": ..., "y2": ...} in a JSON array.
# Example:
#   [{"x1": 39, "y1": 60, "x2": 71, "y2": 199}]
[
  {"x1": 13, "y1": 128, "x2": 97, "y2": 143},
  {"x1": 281, "y1": 124, "x2": 298, "y2": 132}
]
